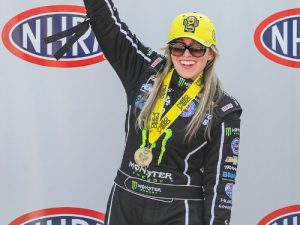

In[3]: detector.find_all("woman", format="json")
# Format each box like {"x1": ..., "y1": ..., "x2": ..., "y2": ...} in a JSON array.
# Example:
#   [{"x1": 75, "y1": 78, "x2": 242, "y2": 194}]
[{"x1": 48, "y1": 0, "x2": 242, "y2": 224}]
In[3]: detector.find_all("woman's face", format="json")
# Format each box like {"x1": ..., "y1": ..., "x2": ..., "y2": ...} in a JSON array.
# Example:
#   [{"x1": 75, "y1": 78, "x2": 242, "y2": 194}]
[{"x1": 170, "y1": 38, "x2": 213, "y2": 80}]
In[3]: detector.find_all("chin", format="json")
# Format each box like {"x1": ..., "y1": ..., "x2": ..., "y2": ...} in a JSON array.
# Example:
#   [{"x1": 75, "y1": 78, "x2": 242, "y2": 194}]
[{"x1": 178, "y1": 71, "x2": 198, "y2": 80}]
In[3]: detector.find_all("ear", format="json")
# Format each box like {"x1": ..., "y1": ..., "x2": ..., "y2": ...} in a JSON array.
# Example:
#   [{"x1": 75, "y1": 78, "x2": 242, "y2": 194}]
[{"x1": 207, "y1": 48, "x2": 214, "y2": 61}]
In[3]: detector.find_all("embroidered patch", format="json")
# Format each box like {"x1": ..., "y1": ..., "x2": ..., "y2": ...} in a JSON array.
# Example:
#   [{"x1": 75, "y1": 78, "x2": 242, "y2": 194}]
[
  {"x1": 180, "y1": 101, "x2": 196, "y2": 117},
  {"x1": 231, "y1": 138, "x2": 240, "y2": 155}
]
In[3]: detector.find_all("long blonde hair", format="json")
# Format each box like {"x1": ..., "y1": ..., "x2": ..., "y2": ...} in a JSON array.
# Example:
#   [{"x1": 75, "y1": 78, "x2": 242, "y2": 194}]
[{"x1": 136, "y1": 46, "x2": 224, "y2": 142}]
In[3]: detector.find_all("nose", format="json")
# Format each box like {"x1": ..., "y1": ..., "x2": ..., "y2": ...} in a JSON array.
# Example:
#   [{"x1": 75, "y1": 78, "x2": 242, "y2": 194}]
[{"x1": 183, "y1": 48, "x2": 192, "y2": 57}]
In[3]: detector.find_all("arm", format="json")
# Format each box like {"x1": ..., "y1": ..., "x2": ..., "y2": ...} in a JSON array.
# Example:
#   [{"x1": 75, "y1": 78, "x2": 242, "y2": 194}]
[
  {"x1": 84, "y1": 0, "x2": 162, "y2": 92},
  {"x1": 203, "y1": 112, "x2": 241, "y2": 225}
]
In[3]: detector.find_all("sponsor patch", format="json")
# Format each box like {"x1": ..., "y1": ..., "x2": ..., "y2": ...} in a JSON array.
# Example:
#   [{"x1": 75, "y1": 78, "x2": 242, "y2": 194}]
[
  {"x1": 140, "y1": 75, "x2": 156, "y2": 93},
  {"x1": 202, "y1": 113, "x2": 213, "y2": 126},
  {"x1": 225, "y1": 127, "x2": 240, "y2": 136},
  {"x1": 180, "y1": 101, "x2": 196, "y2": 117},
  {"x1": 221, "y1": 103, "x2": 234, "y2": 112},
  {"x1": 135, "y1": 95, "x2": 145, "y2": 110},
  {"x1": 225, "y1": 156, "x2": 238, "y2": 166},
  {"x1": 225, "y1": 183, "x2": 234, "y2": 199},
  {"x1": 258, "y1": 205, "x2": 300, "y2": 225},
  {"x1": 254, "y1": 8, "x2": 300, "y2": 68},
  {"x1": 150, "y1": 57, "x2": 163, "y2": 68},
  {"x1": 231, "y1": 138, "x2": 240, "y2": 155},
  {"x1": 223, "y1": 171, "x2": 236, "y2": 180},
  {"x1": 2, "y1": 5, "x2": 105, "y2": 67},
  {"x1": 9, "y1": 207, "x2": 105, "y2": 225}
]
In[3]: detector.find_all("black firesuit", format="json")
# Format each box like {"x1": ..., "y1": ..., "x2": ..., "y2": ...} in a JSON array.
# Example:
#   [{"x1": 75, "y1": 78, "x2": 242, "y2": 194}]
[{"x1": 71, "y1": 0, "x2": 242, "y2": 224}]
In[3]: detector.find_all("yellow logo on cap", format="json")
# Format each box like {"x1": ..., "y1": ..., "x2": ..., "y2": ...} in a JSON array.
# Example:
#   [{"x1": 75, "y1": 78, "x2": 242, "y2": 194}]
[{"x1": 183, "y1": 16, "x2": 199, "y2": 33}]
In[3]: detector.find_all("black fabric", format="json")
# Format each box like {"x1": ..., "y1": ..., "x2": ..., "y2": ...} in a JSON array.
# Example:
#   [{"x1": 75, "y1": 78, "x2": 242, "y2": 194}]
[{"x1": 105, "y1": 185, "x2": 204, "y2": 225}]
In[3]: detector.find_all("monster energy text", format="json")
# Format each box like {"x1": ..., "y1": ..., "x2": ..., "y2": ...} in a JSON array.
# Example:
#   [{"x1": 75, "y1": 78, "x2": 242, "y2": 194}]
[
  {"x1": 131, "y1": 180, "x2": 162, "y2": 194},
  {"x1": 129, "y1": 161, "x2": 173, "y2": 182}
]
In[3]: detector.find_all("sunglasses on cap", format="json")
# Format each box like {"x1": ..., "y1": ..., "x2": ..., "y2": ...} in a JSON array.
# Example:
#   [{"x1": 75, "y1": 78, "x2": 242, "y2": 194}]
[{"x1": 168, "y1": 42, "x2": 207, "y2": 58}]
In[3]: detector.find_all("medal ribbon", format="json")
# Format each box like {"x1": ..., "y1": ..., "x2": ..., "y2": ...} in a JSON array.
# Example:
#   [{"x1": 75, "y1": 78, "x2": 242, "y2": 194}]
[{"x1": 148, "y1": 69, "x2": 204, "y2": 144}]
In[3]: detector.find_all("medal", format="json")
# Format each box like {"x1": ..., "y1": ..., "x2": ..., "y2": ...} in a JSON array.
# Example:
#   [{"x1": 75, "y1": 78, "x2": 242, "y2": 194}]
[{"x1": 134, "y1": 147, "x2": 153, "y2": 167}]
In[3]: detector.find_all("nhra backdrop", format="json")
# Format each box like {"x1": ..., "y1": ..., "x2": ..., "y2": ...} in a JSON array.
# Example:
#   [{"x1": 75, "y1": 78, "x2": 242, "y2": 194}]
[{"x1": 0, "y1": 0, "x2": 300, "y2": 224}]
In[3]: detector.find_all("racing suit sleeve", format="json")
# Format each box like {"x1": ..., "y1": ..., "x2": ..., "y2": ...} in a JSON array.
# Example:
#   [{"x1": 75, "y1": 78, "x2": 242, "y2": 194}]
[
  {"x1": 203, "y1": 111, "x2": 241, "y2": 225},
  {"x1": 83, "y1": 0, "x2": 160, "y2": 92}
]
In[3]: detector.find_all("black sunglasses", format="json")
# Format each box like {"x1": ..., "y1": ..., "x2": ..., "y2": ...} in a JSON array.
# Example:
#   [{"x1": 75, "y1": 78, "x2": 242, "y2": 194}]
[{"x1": 168, "y1": 42, "x2": 207, "y2": 57}]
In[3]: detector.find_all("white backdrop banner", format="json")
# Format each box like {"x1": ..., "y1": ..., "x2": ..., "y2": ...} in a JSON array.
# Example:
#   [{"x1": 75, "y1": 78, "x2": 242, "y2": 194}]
[{"x1": 1, "y1": 0, "x2": 299, "y2": 225}]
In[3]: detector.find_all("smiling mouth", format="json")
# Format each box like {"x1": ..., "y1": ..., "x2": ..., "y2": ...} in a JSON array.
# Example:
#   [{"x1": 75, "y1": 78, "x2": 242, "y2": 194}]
[{"x1": 180, "y1": 60, "x2": 196, "y2": 67}]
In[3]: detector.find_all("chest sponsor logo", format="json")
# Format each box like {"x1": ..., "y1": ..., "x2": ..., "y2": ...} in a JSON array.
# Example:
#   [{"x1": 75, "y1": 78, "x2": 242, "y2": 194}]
[
  {"x1": 258, "y1": 205, "x2": 300, "y2": 225},
  {"x1": 9, "y1": 207, "x2": 104, "y2": 225},
  {"x1": 2, "y1": 5, "x2": 105, "y2": 67},
  {"x1": 129, "y1": 161, "x2": 174, "y2": 183},
  {"x1": 254, "y1": 8, "x2": 300, "y2": 68},
  {"x1": 180, "y1": 101, "x2": 196, "y2": 117}
]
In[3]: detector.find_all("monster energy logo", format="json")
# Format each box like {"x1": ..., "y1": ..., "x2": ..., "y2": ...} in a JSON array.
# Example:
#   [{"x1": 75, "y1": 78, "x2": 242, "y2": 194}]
[
  {"x1": 132, "y1": 180, "x2": 138, "y2": 190},
  {"x1": 225, "y1": 127, "x2": 240, "y2": 136},
  {"x1": 178, "y1": 77, "x2": 186, "y2": 87},
  {"x1": 226, "y1": 128, "x2": 232, "y2": 136},
  {"x1": 130, "y1": 180, "x2": 162, "y2": 194}
]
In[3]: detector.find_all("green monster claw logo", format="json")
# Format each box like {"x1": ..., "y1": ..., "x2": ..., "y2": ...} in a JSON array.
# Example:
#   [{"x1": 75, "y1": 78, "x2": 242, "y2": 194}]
[
  {"x1": 157, "y1": 129, "x2": 173, "y2": 166},
  {"x1": 178, "y1": 77, "x2": 186, "y2": 87},
  {"x1": 132, "y1": 180, "x2": 138, "y2": 190},
  {"x1": 225, "y1": 127, "x2": 240, "y2": 137},
  {"x1": 225, "y1": 128, "x2": 232, "y2": 136},
  {"x1": 183, "y1": 16, "x2": 199, "y2": 33}
]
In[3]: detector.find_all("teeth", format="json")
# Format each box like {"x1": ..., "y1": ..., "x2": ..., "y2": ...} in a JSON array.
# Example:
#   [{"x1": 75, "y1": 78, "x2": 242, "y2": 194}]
[{"x1": 180, "y1": 61, "x2": 195, "y2": 66}]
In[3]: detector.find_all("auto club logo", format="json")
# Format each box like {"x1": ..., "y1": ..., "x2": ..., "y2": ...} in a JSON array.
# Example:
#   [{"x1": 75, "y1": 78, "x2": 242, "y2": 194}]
[
  {"x1": 2, "y1": 5, "x2": 105, "y2": 67},
  {"x1": 9, "y1": 207, "x2": 105, "y2": 225},
  {"x1": 258, "y1": 205, "x2": 300, "y2": 225},
  {"x1": 254, "y1": 8, "x2": 300, "y2": 68}
]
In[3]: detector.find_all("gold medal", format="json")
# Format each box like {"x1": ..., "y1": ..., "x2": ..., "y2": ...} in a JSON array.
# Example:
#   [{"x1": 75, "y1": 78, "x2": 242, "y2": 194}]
[{"x1": 134, "y1": 147, "x2": 153, "y2": 167}]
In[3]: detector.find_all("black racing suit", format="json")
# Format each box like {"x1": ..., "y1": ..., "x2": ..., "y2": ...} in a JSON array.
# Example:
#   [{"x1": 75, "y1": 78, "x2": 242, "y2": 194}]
[{"x1": 83, "y1": 0, "x2": 242, "y2": 224}]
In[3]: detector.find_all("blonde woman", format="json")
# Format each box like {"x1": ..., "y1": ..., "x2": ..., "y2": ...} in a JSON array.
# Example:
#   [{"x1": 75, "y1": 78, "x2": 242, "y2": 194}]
[{"x1": 48, "y1": 0, "x2": 242, "y2": 224}]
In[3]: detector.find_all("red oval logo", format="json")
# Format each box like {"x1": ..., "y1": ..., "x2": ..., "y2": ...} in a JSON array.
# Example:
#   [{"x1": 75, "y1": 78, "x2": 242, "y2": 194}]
[
  {"x1": 9, "y1": 207, "x2": 105, "y2": 225},
  {"x1": 258, "y1": 205, "x2": 300, "y2": 225},
  {"x1": 2, "y1": 5, "x2": 106, "y2": 68},
  {"x1": 254, "y1": 8, "x2": 300, "y2": 68}
]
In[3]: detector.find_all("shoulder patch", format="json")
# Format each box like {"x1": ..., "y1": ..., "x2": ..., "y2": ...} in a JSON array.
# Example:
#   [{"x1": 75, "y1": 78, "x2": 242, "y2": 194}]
[
  {"x1": 147, "y1": 55, "x2": 166, "y2": 74},
  {"x1": 150, "y1": 57, "x2": 163, "y2": 69},
  {"x1": 214, "y1": 93, "x2": 242, "y2": 119}
]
